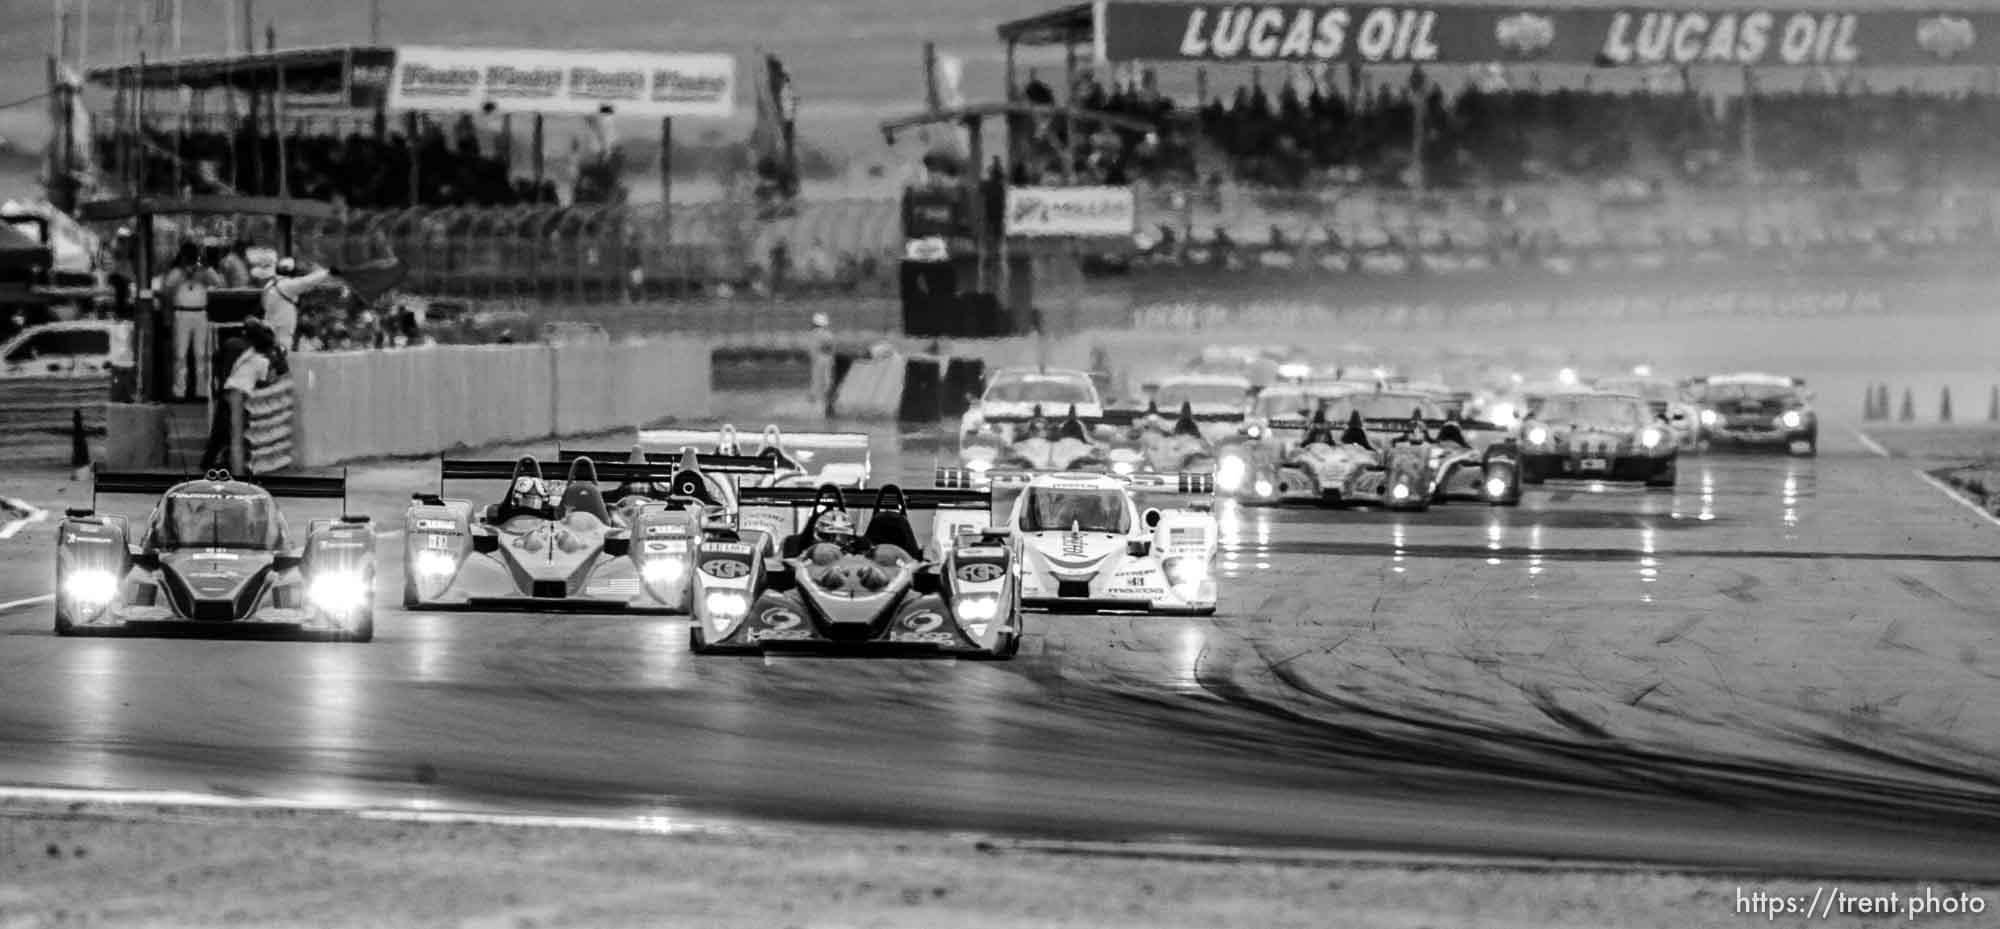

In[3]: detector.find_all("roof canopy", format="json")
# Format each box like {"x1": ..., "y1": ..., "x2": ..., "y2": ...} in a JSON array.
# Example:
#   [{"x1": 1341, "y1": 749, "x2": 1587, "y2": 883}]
[
  {"x1": 997, "y1": 3, "x2": 1096, "y2": 47},
  {"x1": 85, "y1": 45, "x2": 393, "y2": 93}
]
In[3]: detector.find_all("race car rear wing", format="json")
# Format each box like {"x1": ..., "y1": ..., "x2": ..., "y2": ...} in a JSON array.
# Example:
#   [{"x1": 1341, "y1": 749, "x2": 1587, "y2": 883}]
[
  {"x1": 556, "y1": 449, "x2": 778, "y2": 476},
  {"x1": 1265, "y1": 417, "x2": 1508, "y2": 433},
  {"x1": 933, "y1": 466, "x2": 1216, "y2": 495},
  {"x1": 85, "y1": 468, "x2": 353, "y2": 517},
  {"x1": 979, "y1": 409, "x2": 1145, "y2": 428}
]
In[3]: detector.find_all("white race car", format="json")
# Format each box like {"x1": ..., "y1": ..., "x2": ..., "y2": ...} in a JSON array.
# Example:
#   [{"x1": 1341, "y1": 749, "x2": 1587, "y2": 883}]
[{"x1": 935, "y1": 467, "x2": 1218, "y2": 615}]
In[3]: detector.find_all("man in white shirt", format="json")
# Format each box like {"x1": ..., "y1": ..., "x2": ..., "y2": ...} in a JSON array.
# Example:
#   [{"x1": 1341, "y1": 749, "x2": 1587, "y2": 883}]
[
  {"x1": 161, "y1": 243, "x2": 223, "y2": 401},
  {"x1": 260, "y1": 257, "x2": 336, "y2": 352}
]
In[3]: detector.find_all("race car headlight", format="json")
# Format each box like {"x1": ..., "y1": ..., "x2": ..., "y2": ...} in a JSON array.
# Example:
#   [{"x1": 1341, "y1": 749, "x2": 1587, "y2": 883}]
[
  {"x1": 1253, "y1": 478, "x2": 1273, "y2": 497},
  {"x1": 1779, "y1": 410, "x2": 1803, "y2": 429},
  {"x1": 1488, "y1": 402, "x2": 1516, "y2": 425},
  {"x1": 1164, "y1": 557, "x2": 1209, "y2": 587},
  {"x1": 703, "y1": 591, "x2": 750, "y2": 624},
  {"x1": 641, "y1": 557, "x2": 686, "y2": 586},
  {"x1": 1485, "y1": 476, "x2": 1510, "y2": 498},
  {"x1": 1216, "y1": 455, "x2": 1247, "y2": 491},
  {"x1": 1640, "y1": 427, "x2": 1665, "y2": 449},
  {"x1": 967, "y1": 458, "x2": 993, "y2": 473},
  {"x1": 308, "y1": 571, "x2": 369, "y2": 613},
  {"x1": 1277, "y1": 363, "x2": 1312, "y2": 380},
  {"x1": 1391, "y1": 482, "x2": 1412, "y2": 501},
  {"x1": 1111, "y1": 460, "x2": 1135, "y2": 475},
  {"x1": 1699, "y1": 409, "x2": 1719, "y2": 426},
  {"x1": 1244, "y1": 424, "x2": 1264, "y2": 439},
  {"x1": 413, "y1": 549, "x2": 457, "y2": 578},
  {"x1": 957, "y1": 595, "x2": 1001, "y2": 622},
  {"x1": 64, "y1": 568, "x2": 119, "y2": 606},
  {"x1": 1525, "y1": 425, "x2": 1550, "y2": 446}
]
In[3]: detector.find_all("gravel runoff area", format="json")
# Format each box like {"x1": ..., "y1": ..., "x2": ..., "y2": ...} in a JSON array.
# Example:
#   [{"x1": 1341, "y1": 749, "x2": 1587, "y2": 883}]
[
  {"x1": 4, "y1": 798, "x2": 1994, "y2": 929},
  {"x1": 1860, "y1": 425, "x2": 2000, "y2": 516}
]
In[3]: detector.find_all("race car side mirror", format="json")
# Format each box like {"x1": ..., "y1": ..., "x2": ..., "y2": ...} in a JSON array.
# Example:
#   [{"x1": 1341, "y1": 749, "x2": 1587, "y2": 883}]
[
  {"x1": 912, "y1": 570, "x2": 941, "y2": 595},
  {"x1": 64, "y1": 507, "x2": 93, "y2": 518},
  {"x1": 1127, "y1": 539, "x2": 1152, "y2": 557},
  {"x1": 271, "y1": 553, "x2": 305, "y2": 572},
  {"x1": 603, "y1": 536, "x2": 630, "y2": 557},
  {"x1": 1142, "y1": 507, "x2": 1162, "y2": 529},
  {"x1": 129, "y1": 550, "x2": 160, "y2": 570},
  {"x1": 473, "y1": 533, "x2": 501, "y2": 554},
  {"x1": 766, "y1": 563, "x2": 796, "y2": 592}
]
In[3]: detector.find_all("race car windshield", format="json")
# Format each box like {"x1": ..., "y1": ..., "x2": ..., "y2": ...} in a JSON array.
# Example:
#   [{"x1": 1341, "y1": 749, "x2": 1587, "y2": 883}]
[
  {"x1": 1155, "y1": 383, "x2": 1248, "y2": 408},
  {"x1": 985, "y1": 378, "x2": 1096, "y2": 407},
  {"x1": 158, "y1": 493, "x2": 278, "y2": 549},
  {"x1": 1598, "y1": 379, "x2": 1677, "y2": 402},
  {"x1": 1020, "y1": 487, "x2": 1131, "y2": 534},
  {"x1": 1537, "y1": 396, "x2": 1652, "y2": 426},
  {"x1": 1323, "y1": 395, "x2": 1444, "y2": 421},
  {"x1": 1700, "y1": 383, "x2": 1800, "y2": 404}
]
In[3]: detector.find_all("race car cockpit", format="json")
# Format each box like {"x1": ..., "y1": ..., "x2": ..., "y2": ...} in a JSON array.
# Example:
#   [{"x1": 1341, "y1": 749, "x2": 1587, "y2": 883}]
[
  {"x1": 1299, "y1": 411, "x2": 1341, "y2": 448},
  {"x1": 493, "y1": 457, "x2": 557, "y2": 523},
  {"x1": 557, "y1": 457, "x2": 613, "y2": 526},
  {"x1": 1170, "y1": 401, "x2": 1203, "y2": 438},
  {"x1": 1019, "y1": 486, "x2": 1131, "y2": 534},
  {"x1": 1337, "y1": 412, "x2": 1373, "y2": 451},
  {"x1": 753, "y1": 425, "x2": 804, "y2": 472},
  {"x1": 1435, "y1": 421, "x2": 1469, "y2": 447},
  {"x1": 1055, "y1": 405, "x2": 1091, "y2": 443},
  {"x1": 1392, "y1": 413, "x2": 1432, "y2": 446}
]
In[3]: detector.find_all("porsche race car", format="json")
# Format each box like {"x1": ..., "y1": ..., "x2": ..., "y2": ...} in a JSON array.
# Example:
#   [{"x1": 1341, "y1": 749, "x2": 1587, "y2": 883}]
[
  {"x1": 403, "y1": 451, "x2": 782, "y2": 612},
  {"x1": 54, "y1": 468, "x2": 377, "y2": 640},
  {"x1": 688, "y1": 483, "x2": 1022, "y2": 659},
  {"x1": 936, "y1": 466, "x2": 1219, "y2": 615},
  {"x1": 1518, "y1": 391, "x2": 1679, "y2": 485}
]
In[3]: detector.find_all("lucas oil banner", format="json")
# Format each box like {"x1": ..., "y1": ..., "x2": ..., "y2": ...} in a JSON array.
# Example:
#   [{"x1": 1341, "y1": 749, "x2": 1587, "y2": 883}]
[
  {"x1": 388, "y1": 47, "x2": 736, "y2": 118},
  {"x1": 1097, "y1": 3, "x2": 2000, "y2": 67}
]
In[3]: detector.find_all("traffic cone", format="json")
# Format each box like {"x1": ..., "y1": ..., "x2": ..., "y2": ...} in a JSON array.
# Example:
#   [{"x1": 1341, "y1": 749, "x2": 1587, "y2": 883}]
[
  {"x1": 1989, "y1": 385, "x2": 1998, "y2": 422},
  {"x1": 1900, "y1": 388, "x2": 1915, "y2": 422},
  {"x1": 69, "y1": 409, "x2": 90, "y2": 480},
  {"x1": 1941, "y1": 387, "x2": 1953, "y2": 423},
  {"x1": 1863, "y1": 385, "x2": 1877, "y2": 420},
  {"x1": 1877, "y1": 384, "x2": 1891, "y2": 422}
]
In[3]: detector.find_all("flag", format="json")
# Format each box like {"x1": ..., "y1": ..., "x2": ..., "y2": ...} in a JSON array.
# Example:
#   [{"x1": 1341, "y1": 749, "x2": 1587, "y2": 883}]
[{"x1": 751, "y1": 51, "x2": 797, "y2": 193}]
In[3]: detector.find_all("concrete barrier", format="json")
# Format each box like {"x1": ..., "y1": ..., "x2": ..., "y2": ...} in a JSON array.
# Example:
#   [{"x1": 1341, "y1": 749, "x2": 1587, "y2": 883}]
[
  {"x1": 289, "y1": 338, "x2": 712, "y2": 466},
  {"x1": 0, "y1": 375, "x2": 108, "y2": 467}
]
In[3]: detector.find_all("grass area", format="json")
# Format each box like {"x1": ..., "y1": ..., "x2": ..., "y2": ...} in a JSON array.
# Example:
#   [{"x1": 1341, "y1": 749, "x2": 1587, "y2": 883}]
[{"x1": 0, "y1": 797, "x2": 1965, "y2": 928}]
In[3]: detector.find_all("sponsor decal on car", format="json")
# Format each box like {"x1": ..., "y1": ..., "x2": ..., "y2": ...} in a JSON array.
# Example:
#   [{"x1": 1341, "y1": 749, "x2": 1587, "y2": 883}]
[
  {"x1": 700, "y1": 558, "x2": 751, "y2": 579},
  {"x1": 956, "y1": 546, "x2": 1005, "y2": 557},
  {"x1": 701, "y1": 541, "x2": 753, "y2": 555},
  {"x1": 415, "y1": 518, "x2": 455, "y2": 531},
  {"x1": 642, "y1": 539, "x2": 677, "y2": 553},
  {"x1": 955, "y1": 562, "x2": 1006, "y2": 583},
  {"x1": 645, "y1": 524, "x2": 689, "y2": 537},
  {"x1": 747, "y1": 627, "x2": 813, "y2": 641}
]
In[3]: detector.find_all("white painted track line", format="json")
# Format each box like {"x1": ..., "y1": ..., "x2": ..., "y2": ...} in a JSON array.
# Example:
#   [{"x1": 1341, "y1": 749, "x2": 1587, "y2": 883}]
[
  {"x1": 0, "y1": 594, "x2": 54, "y2": 613},
  {"x1": 1913, "y1": 469, "x2": 2000, "y2": 529},
  {"x1": 1849, "y1": 426, "x2": 1891, "y2": 459}
]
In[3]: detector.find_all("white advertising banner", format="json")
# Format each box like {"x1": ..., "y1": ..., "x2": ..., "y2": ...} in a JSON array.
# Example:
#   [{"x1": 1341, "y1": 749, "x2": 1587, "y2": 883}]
[
  {"x1": 388, "y1": 47, "x2": 736, "y2": 118},
  {"x1": 1004, "y1": 186, "x2": 1137, "y2": 238}
]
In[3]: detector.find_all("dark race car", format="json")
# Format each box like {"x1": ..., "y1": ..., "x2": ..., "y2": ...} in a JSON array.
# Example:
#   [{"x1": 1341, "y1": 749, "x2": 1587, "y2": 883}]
[
  {"x1": 1687, "y1": 373, "x2": 1819, "y2": 457},
  {"x1": 54, "y1": 468, "x2": 377, "y2": 640},
  {"x1": 688, "y1": 484, "x2": 1021, "y2": 659},
  {"x1": 402, "y1": 450, "x2": 779, "y2": 613},
  {"x1": 1517, "y1": 391, "x2": 1678, "y2": 486}
]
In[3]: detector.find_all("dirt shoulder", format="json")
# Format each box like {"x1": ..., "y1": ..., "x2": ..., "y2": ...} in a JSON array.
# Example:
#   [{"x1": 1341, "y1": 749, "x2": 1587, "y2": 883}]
[{"x1": 2, "y1": 799, "x2": 1985, "y2": 929}]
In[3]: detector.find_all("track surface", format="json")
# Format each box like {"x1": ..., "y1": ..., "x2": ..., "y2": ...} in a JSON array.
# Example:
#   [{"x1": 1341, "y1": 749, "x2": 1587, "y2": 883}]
[{"x1": 2, "y1": 429, "x2": 1999, "y2": 880}]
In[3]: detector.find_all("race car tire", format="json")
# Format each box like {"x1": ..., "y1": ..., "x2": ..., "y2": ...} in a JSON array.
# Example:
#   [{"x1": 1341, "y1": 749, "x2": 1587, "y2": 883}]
[
  {"x1": 1520, "y1": 465, "x2": 1546, "y2": 485},
  {"x1": 343, "y1": 609, "x2": 376, "y2": 643},
  {"x1": 401, "y1": 573, "x2": 420, "y2": 609},
  {"x1": 1645, "y1": 466, "x2": 1678, "y2": 489},
  {"x1": 689, "y1": 624, "x2": 713, "y2": 655},
  {"x1": 53, "y1": 608, "x2": 77, "y2": 637},
  {"x1": 1788, "y1": 438, "x2": 1818, "y2": 458}
]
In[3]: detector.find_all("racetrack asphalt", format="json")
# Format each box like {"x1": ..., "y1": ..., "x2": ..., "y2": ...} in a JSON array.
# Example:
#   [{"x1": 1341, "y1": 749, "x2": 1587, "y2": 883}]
[{"x1": 1, "y1": 425, "x2": 1997, "y2": 881}]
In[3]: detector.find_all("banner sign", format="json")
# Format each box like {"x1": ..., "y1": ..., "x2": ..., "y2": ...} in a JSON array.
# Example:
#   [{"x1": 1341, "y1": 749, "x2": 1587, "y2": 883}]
[
  {"x1": 1098, "y1": 3, "x2": 2000, "y2": 67},
  {"x1": 1005, "y1": 186, "x2": 1136, "y2": 238},
  {"x1": 388, "y1": 47, "x2": 735, "y2": 117}
]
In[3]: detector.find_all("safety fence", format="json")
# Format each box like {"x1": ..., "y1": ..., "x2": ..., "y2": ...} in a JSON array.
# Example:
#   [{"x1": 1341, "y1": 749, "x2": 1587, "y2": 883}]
[
  {"x1": 0, "y1": 376, "x2": 108, "y2": 468},
  {"x1": 232, "y1": 377, "x2": 296, "y2": 474},
  {"x1": 286, "y1": 338, "x2": 712, "y2": 466}
]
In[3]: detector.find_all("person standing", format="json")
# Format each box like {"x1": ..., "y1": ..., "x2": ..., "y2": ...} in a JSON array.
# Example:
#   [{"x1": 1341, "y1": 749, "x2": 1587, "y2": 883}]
[
  {"x1": 260, "y1": 256, "x2": 336, "y2": 353},
  {"x1": 201, "y1": 321, "x2": 268, "y2": 471},
  {"x1": 161, "y1": 242, "x2": 223, "y2": 401},
  {"x1": 808, "y1": 311, "x2": 836, "y2": 420}
]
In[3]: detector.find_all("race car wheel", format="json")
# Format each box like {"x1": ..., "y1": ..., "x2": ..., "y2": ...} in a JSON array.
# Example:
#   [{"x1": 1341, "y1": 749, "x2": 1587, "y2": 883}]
[
  {"x1": 53, "y1": 607, "x2": 77, "y2": 637},
  {"x1": 1788, "y1": 437, "x2": 1818, "y2": 458},
  {"x1": 1520, "y1": 465, "x2": 1546, "y2": 485},
  {"x1": 688, "y1": 624, "x2": 716, "y2": 655},
  {"x1": 1645, "y1": 464, "x2": 1678, "y2": 489},
  {"x1": 343, "y1": 609, "x2": 376, "y2": 643}
]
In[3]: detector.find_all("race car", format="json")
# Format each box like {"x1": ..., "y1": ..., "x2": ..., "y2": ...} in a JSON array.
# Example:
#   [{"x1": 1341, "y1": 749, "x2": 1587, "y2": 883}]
[
  {"x1": 571, "y1": 422, "x2": 872, "y2": 487},
  {"x1": 1518, "y1": 391, "x2": 1679, "y2": 486},
  {"x1": 1108, "y1": 400, "x2": 1239, "y2": 476},
  {"x1": 962, "y1": 403, "x2": 1116, "y2": 472},
  {"x1": 959, "y1": 366, "x2": 1105, "y2": 456},
  {"x1": 54, "y1": 468, "x2": 377, "y2": 641},
  {"x1": 1686, "y1": 373, "x2": 1818, "y2": 456},
  {"x1": 1591, "y1": 371, "x2": 1700, "y2": 449},
  {"x1": 1145, "y1": 374, "x2": 1254, "y2": 441},
  {"x1": 935, "y1": 467, "x2": 1219, "y2": 615},
  {"x1": 402, "y1": 451, "x2": 777, "y2": 612},
  {"x1": 1251, "y1": 408, "x2": 1521, "y2": 509},
  {"x1": 688, "y1": 483, "x2": 1022, "y2": 659}
]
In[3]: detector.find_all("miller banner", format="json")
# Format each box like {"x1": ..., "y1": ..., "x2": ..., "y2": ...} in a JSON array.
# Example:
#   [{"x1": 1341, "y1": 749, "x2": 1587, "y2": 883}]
[
  {"x1": 388, "y1": 47, "x2": 736, "y2": 118},
  {"x1": 1096, "y1": 3, "x2": 2000, "y2": 67},
  {"x1": 1005, "y1": 186, "x2": 1137, "y2": 238}
]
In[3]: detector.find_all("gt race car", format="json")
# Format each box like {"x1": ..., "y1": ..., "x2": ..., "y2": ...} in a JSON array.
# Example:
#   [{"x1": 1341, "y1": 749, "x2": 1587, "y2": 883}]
[
  {"x1": 1686, "y1": 373, "x2": 1818, "y2": 456},
  {"x1": 688, "y1": 483, "x2": 1022, "y2": 659},
  {"x1": 55, "y1": 468, "x2": 377, "y2": 641},
  {"x1": 1592, "y1": 372, "x2": 1700, "y2": 449},
  {"x1": 403, "y1": 451, "x2": 779, "y2": 612},
  {"x1": 616, "y1": 423, "x2": 872, "y2": 486},
  {"x1": 936, "y1": 467, "x2": 1220, "y2": 615},
  {"x1": 1518, "y1": 391, "x2": 1679, "y2": 486}
]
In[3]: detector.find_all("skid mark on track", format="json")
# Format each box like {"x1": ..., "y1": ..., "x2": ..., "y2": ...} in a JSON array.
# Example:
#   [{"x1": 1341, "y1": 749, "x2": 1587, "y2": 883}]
[
  {"x1": 1654, "y1": 614, "x2": 1705, "y2": 646},
  {"x1": 1519, "y1": 683, "x2": 1611, "y2": 740},
  {"x1": 1716, "y1": 573, "x2": 1762, "y2": 604}
]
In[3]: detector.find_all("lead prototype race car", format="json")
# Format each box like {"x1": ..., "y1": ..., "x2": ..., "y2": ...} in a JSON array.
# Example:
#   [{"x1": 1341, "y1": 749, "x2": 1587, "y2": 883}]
[
  {"x1": 54, "y1": 468, "x2": 377, "y2": 640},
  {"x1": 1248, "y1": 391, "x2": 1522, "y2": 510},
  {"x1": 688, "y1": 483, "x2": 1022, "y2": 659},
  {"x1": 936, "y1": 466, "x2": 1220, "y2": 615},
  {"x1": 403, "y1": 450, "x2": 779, "y2": 612},
  {"x1": 1517, "y1": 390, "x2": 1679, "y2": 486}
]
